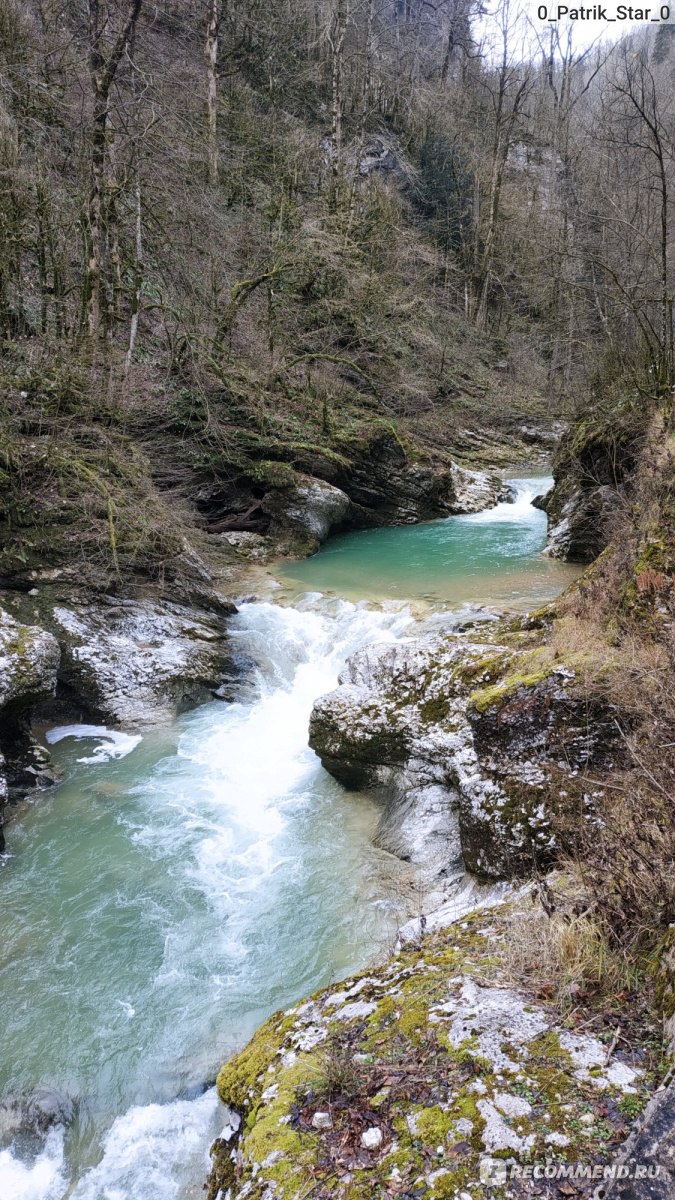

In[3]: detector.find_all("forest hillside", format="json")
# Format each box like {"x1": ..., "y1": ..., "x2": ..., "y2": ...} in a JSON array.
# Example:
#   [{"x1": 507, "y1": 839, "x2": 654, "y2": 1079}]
[{"x1": 3, "y1": 1, "x2": 674, "y2": 592}]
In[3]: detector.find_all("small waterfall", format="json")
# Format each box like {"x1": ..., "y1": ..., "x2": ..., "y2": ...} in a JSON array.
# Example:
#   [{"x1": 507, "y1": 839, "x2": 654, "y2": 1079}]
[
  {"x1": 0, "y1": 598, "x2": 420, "y2": 1200},
  {"x1": 456, "y1": 475, "x2": 551, "y2": 524}
]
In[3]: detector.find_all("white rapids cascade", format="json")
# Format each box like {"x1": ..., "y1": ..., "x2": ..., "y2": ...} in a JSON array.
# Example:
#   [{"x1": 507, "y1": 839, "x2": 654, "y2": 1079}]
[
  {"x1": 0, "y1": 597, "x2": 431, "y2": 1200},
  {"x1": 0, "y1": 479, "x2": 566, "y2": 1200},
  {"x1": 457, "y1": 475, "x2": 547, "y2": 524}
]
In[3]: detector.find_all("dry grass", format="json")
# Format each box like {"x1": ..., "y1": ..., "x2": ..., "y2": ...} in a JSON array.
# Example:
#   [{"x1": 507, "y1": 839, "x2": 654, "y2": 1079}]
[{"x1": 497, "y1": 874, "x2": 638, "y2": 1010}]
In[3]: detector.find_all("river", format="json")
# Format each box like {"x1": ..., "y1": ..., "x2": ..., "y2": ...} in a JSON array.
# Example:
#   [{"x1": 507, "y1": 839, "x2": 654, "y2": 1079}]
[{"x1": 0, "y1": 477, "x2": 577, "y2": 1199}]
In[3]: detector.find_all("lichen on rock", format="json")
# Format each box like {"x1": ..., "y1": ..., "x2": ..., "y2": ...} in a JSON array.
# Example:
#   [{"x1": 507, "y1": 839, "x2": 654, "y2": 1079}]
[
  {"x1": 207, "y1": 897, "x2": 651, "y2": 1200},
  {"x1": 308, "y1": 618, "x2": 620, "y2": 883}
]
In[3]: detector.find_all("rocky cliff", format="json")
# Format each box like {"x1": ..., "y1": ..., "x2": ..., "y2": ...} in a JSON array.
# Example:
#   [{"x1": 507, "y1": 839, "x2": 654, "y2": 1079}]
[
  {"x1": 0, "y1": 608, "x2": 59, "y2": 850},
  {"x1": 0, "y1": 582, "x2": 241, "y2": 850}
]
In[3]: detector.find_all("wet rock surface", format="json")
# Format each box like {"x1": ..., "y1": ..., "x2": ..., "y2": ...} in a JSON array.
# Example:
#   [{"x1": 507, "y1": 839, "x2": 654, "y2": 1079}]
[
  {"x1": 261, "y1": 475, "x2": 353, "y2": 553},
  {"x1": 541, "y1": 419, "x2": 639, "y2": 563},
  {"x1": 48, "y1": 595, "x2": 237, "y2": 725}
]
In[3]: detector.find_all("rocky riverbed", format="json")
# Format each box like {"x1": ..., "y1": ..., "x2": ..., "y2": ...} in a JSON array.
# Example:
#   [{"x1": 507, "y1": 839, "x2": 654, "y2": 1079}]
[{"x1": 1, "y1": 441, "x2": 673, "y2": 1200}]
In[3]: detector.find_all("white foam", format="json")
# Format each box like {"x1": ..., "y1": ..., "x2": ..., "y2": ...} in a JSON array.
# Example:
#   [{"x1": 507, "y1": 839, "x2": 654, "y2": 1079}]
[
  {"x1": 176, "y1": 599, "x2": 415, "y2": 910},
  {"x1": 457, "y1": 476, "x2": 551, "y2": 525},
  {"x1": 45, "y1": 725, "x2": 142, "y2": 763},
  {"x1": 71, "y1": 1088, "x2": 219, "y2": 1200},
  {"x1": 0, "y1": 1128, "x2": 68, "y2": 1200}
]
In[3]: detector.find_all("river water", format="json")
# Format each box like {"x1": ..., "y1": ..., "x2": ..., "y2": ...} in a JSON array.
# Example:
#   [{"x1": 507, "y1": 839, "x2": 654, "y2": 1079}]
[{"x1": 0, "y1": 477, "x2": 577, "y2": 1199}]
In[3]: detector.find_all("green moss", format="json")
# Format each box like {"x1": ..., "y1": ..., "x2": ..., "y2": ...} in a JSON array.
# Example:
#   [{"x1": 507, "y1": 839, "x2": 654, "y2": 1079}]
[
  {"x1": 418, "y1": 694, "x2": 452, "y2": 723},
  {"x1": 215, "y1": 1009, "x2": 296, "y2": 1110},
  {"x1": 205, "y1": 1136, "x2": 236, "y2": 1200},
  {"x1": 469, "y1": 665, "x2": 556, "y2": 713},
  {"x1": 397, "y1": 999, "x2": 429, "y2": 1042},
  {"x1": 244, "y1": 1113, "x2": 312, "y2": 1190},
  {"x1": 454, "y1": 652, "x2": 510, "y2": 687},
  {"x1": 618, "y1": 1093, "x2": 646, "y2": 1120},
  {"x1": 621, "y1": 531, "x2": 674, "y2": 621},
  {"x1": 209, "y1": 893, "x2": 661, "y2": 1198},
  {"x1": 414, "y1": 1105, "x2": 456, "y2": 1145},
  {"x1": 250, "y1": 459, "x2": 299, "y2": 489}
]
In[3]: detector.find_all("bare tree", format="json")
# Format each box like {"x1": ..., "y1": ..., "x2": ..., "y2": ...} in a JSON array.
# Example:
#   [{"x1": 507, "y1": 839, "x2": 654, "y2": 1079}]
[
  {"x1": 470, "y1": 0, "x2": 533, "y2": 328},
  {"x1": 86, "y1": 0, "x2": 143, "y2": 345},
  {"x1": 205, "y1": 0, "x2": 224, "y2": 186},
  {"x1": 609, "y1": 45, "x2": 674, "y2": 384}
]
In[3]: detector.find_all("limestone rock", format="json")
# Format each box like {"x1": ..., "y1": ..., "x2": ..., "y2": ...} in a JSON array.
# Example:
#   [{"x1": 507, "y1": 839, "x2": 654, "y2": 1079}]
[
  {"x1": 360, "y1": 1126, "x2": 382, "y2": 1149},
  {"x1": 311, "y1": 1111, "x2": 333, "y2": 1131},
  {"x1": 262, "y1": 475, "x2": 352, "y2": 552},
  {"x1": 542, "y1": 420, "x2": 635, "y2": 562},
  {"x1": 309, "y1": 626, "x2": 620, "y2": 882},
  {"x1": 0, "y1": 608, "x2": 60, "y2": 843},
  {"x1": 0, "y1": 607, "x2": 60, "y2": 714},
  {"x1": 544, "y1": 482, "x2": 623, "y2": 562},
  {"x1": 208, "y1": 896, "x2": 648, "y2": 1200},
  {"x1": 604, "y1": 1076, "x2": 675, "y2": 1199},
  {"x1": 219, "y1": 531, "x2": 274, "y2": 562},
  {"x1": 51, "y1": 596, "x2": 237, "y2": 725},
  {"x1": 336, "y1": 430, "x2": 506, "y2": 526},
  {"x1": 448, "y1": 462, "x2": 509, "y2": 514}
]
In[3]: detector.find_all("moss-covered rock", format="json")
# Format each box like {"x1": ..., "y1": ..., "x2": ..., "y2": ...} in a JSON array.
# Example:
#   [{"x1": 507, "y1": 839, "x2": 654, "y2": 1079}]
[
  {"x1": 0, "y1": 606, "x2": 60, "y2": 847},
  {"x1": 207, "y1": 898, "x2": 653, "y2": 1200},
  {"x1": 308, "y1": 624, "x2": 620, "y2": 883},
  {"x1": 542, "y1": 404, "x2": 647, "y2": 563}
]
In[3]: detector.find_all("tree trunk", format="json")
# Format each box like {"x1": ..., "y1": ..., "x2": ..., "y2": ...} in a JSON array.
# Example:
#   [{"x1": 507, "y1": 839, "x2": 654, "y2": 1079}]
[
  {"x1": 86, "y1": 0, "x2": 143, "y2": 346},
  {"x1": 330, "y1": 0, "x2": 348, "y2": 175},
  {"x1": 206, "y1": 0, "x2": 220, "y2": 186}
]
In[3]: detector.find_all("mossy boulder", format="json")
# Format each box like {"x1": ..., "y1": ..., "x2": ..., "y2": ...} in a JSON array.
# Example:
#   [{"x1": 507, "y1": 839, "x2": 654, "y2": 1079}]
[
  {"x1": 309, "y1": 626, "x2": 621, "y2": 882},
  {"x1": 207, "y1": 898, "x2": 651, "y2": 1200},
  {"x1": 0, "y1": 607, "x2": 60, "y2": 715},
  {"x1": 542, "y1": 407, "x2": 645, "y2": 563},
  {"x1": 0, "y1": 606, "x2": 60, "y2": 846}
]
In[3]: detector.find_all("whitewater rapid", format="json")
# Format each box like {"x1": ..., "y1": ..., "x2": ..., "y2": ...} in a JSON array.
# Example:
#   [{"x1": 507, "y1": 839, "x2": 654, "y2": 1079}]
[
  {"x1": 1, "y1": 597, "x2": 424, "y2": 1200},
  {"x1": 0, "y1": 478, "x2": 569, "y2": 1200}
]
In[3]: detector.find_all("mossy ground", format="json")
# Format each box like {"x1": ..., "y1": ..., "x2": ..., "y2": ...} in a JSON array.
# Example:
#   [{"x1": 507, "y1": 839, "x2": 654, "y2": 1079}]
[{"x1": 209, "y1": 895, "x2": 663, "y2": 1200}]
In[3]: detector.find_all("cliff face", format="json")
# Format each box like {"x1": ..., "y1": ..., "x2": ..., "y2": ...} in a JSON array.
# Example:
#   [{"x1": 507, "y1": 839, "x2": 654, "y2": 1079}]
[
  {"x1": 541, "y1": 405, "x2": 649, "y2": 563},
  {"x1": 308, "y1": 614, "x2": 621, "y2": 886},
  {"x1": 0, "y1": 584, "x2": 243, "y2": 849}
]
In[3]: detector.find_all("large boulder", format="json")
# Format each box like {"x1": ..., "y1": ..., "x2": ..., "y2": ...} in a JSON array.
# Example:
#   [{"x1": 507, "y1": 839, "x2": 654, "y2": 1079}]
[
  {"x1": 207, "y1": 895, "x2": 649, "y2": 1200},
  {"x1": 50, "y1": 596, "x2": 237, "y2": 725},
  {"x1": 261, "y1": 475, "x2": 353, "y2": 552},
  {"x1": 309, "y1": 622, "x2": 621, "y2": 883},
  {"x1": 0, "y1": 607, "x2": 60, "y2": 846},
  {"x1": 0, "y1": 607, "x2": 60, "y2": 716}
]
